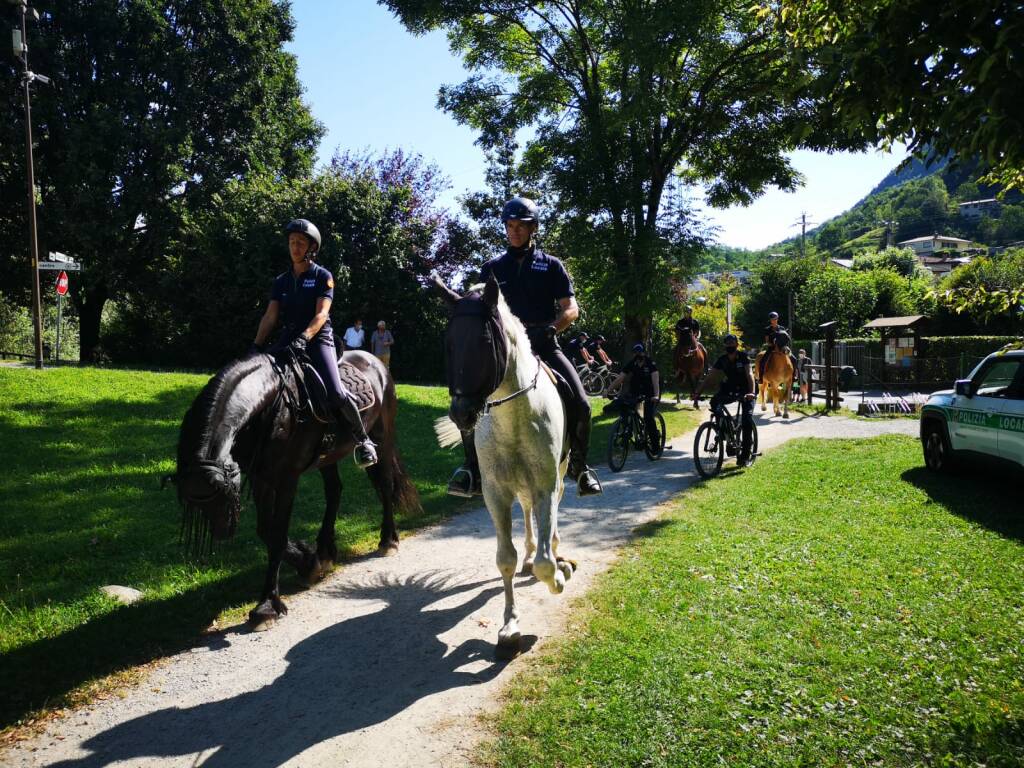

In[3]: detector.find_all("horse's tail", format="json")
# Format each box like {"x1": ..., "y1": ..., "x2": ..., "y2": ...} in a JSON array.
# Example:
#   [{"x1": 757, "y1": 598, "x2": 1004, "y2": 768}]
[
  {"x1": 433, "y1": 415, "x2": 463, "y2": 449},
  {"x1": 389, "y1": 449, "x2": 422, "y2": 516}
]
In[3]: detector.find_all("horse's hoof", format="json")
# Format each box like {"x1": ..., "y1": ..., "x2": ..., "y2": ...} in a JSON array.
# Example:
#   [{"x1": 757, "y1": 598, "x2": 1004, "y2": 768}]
[
  {"x1": 249, "y1": 601, "x2": 285, "y2": 630},
  {"x1": 497, "y1": 627, "x2": 521, "y2": 650},
  {"x1": 760, "y1": 404, "x2": 766, "y2": 412},
  {"x1": 378, "y1": 544, "x2": 399, "y2": 557},
  {"x1": 519, "y1": 560, "x2": 534, "y2": 577},
  {"x1": 556, "y1": 556, "x2": 578, "y2": 574},
  {"x1": 557, "y1": 560, "x2": 574, "y2": 581}
]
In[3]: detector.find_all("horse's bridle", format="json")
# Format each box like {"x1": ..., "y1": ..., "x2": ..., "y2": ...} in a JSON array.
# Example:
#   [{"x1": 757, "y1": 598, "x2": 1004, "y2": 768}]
[{"x1": 448, "y1": 296, "x2": 540, "y2": 413}]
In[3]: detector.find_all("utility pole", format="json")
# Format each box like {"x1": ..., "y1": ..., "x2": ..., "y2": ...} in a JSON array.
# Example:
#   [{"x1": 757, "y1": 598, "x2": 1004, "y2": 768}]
[
  {"x1": 10, "y1": 0, "x2": 50, "y2": 369},
  {"x1": 879, "y1": 218, "x2": 899, "y2": 248},
  {"x1": 791, "y1": 212, "x2": 817, "y2": 258}
]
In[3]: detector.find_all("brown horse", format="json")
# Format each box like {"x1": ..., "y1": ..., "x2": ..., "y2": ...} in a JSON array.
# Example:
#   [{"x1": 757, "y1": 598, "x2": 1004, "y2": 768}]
[
  {"x1": 755, "y1": 347, "x2": 794, "y2": 417},
  {"x1": 673, "y1": 328, "x2": 706, "y2": 403}
]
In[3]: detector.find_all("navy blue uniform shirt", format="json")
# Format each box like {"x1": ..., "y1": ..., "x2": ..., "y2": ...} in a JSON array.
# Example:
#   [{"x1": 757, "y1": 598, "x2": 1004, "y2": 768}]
[
  {"x1": 675, "y1": 316, "x2": 700, "y2": 334},
  {"x1": 270, "y1": 263, "x2": 335, "y2": 343},
  {"x1": 566, "y1": 336, "x2": 589, "y2": 363},
  {"x1": 623, "y1": 355, "x2": 659, "y2": 397},
  {"x1": 713, "y1": 351, "x2": 752, "y2": 394},
  {"x1": 480, "y1": 247, "x2": 574, "y2": 326},
  {"x1": 764, "y1": 323, "x2": 787, "y2": 345}
]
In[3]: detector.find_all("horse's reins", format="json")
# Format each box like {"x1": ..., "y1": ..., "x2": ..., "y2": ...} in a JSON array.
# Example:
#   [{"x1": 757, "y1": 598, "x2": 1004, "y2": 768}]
[{"x1": 484, "y1": 358, "x2": 541, "y2": 414}]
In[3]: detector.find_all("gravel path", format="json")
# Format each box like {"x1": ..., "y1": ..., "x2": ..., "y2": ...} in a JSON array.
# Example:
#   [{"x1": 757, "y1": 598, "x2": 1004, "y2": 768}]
[{"x1": 5, "y1": 411, "x2": 918, "y2": 768}]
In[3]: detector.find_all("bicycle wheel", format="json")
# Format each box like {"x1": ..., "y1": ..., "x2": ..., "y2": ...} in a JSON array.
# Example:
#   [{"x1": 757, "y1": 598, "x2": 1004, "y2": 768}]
[
  {"x1": 583, "y1": 370, "x2": 605, "y2": 396},
  {"x1": 693, "y1": 422, "x2": 724, "y2": 479},
  {"x1": 607, "y1": 417, "x2": 631, "y2": 472},
  {"x1": 644, "y1": 412, "x2": 667, "y2": 460},
  {"x1": 746, "y1": 421, "x2": 759, "y2": 465}
]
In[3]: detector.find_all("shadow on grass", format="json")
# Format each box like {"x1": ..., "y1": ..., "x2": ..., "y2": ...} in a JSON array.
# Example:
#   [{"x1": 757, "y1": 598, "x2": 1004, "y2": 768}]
[
  {"x1": 902, "y1": 463, "x2": 1024, "y2": 543},
  {"x1": 0, "y1": 566, "x2": 262, "y2": 729},
  {"x1": 42, "y1": 573, "x2": 510, "y2": 768},
  {"x1": 928, "y1": 715, "x2": 1024, "y2": 766}
]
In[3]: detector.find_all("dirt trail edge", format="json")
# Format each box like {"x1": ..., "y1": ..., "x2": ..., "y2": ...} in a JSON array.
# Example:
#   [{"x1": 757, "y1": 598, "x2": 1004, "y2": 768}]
[{"x1": 5, "y1": 412, "x2": 918, "y2": 768}]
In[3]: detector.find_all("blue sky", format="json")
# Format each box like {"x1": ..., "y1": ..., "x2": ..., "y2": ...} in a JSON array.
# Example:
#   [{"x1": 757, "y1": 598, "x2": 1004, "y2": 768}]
[{"x1": 287, "y1": 2, "x2": 907, "y2": 251}]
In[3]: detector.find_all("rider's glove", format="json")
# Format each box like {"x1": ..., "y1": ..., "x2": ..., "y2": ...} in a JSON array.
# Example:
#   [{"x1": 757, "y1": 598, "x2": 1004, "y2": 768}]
[{"x1": 289, "y1": 335, "x2": 308, "y2": 355}]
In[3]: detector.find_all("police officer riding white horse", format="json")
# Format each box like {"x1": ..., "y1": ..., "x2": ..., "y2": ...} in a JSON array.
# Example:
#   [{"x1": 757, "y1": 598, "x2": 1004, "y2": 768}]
[{"x1": 447, "y1": 197, "x2": 603, "y2": 498}]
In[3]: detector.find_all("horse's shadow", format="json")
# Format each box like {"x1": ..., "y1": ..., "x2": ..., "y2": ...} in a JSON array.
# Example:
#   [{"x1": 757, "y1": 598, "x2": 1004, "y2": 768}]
[{"x1": 48, "y1": 573, "x2": 508, "y2": 768}]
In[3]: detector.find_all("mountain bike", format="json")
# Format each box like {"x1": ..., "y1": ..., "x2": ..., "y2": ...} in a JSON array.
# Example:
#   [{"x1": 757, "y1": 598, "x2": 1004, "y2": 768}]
[
  {"x1": 576, "y1": 361, "x2": 607, "y2": 396},
  {"x1": 607, "y1": 396, "x2": 666, "y2": 472},
  {"x1": 693, "y1": 398, "x2": 759, "y2": 479}
]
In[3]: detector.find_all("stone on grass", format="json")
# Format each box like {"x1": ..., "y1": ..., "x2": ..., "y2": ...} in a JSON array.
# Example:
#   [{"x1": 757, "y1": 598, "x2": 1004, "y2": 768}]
[{"x1": 99, "y1": 585, "x2": 144, "y2": 605}]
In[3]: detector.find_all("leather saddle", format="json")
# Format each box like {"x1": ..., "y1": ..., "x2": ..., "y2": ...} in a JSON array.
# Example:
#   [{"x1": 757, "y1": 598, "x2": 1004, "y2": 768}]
[
  {"x1": 538, "y1": 360, "x2": 572, "y2": 465},
  {"x1": 288, "y1": 355, "x2": 376, "y2": 425}
]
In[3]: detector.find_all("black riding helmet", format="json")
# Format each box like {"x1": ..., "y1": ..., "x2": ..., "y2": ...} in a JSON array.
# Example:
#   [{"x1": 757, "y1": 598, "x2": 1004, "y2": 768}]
[
  {"x1": 768, "y1": 311, "x2": 779, "y2": 320},
  {"x1": 285, "y1": 218, "x2": 321, "y2": 254},
  {"x1": 501, "y1": 196, "x2": 539, "y2": 223},
  {"x1": 724, "y1": 333, "x2": 739, "y2": 350}
]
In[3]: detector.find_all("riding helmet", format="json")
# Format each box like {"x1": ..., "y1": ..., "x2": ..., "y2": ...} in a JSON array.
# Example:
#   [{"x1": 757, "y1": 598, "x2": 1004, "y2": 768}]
[
  {"x1": 684, "y1": 305, "x2": 693, "y2": 313},
  {"x1": 632, "y1": 343, "x2": 645, "y2": 353},
  {"x1": 595, "y1": 335, "x2": 606, "y2": 343},
  {"x1": 285, "y1": 219, "x2": 321, "y2": 251},
  {"x1": 501, "y1": 196, "x2": 539, "y2": 223},
  {"x1": 723, "y1": 333, "x2": 739, "y2": 347},
  {"x1": 768, "y1": 311, "x2": 779, "y2": 320}
]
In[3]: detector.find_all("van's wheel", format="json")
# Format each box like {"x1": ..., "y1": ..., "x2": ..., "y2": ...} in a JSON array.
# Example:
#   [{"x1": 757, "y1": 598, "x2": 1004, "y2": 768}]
[{"x1": 922, "y1": 422, "x2": 956, "y2": 473}]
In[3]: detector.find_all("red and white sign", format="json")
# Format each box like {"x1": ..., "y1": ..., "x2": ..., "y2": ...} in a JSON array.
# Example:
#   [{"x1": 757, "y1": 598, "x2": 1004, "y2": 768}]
[{"x1": 55, "y1": 270, "x2": 69, "y2": 296}]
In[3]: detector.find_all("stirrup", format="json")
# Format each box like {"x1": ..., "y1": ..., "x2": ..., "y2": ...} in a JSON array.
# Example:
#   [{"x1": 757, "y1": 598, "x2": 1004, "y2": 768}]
[
  {"x1": 353, "y1": 439, "x2": 378, "y2": 469},
  {"x1": 576, "y1": 467, "x2": 603, "y2": 497},
  {"x1": 447, "y1": 466, "x2": 480, "y2": 498}
]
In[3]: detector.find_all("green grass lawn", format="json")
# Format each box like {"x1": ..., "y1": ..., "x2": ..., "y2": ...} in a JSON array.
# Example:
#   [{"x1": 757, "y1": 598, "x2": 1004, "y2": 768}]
[
  {"x1": 487, "y1": 436, "x2": 1024, "y2": 767},
  {"x1": 0, "y1": 368, "x2": 699, "y2": 731},
  {"x1": 0, "y1": 367, "x2": 461, "y2": 730}
]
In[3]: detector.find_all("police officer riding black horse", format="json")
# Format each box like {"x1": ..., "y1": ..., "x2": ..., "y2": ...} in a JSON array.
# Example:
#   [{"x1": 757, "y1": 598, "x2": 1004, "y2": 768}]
[
  {"x1": 447, "y1": 197, "x2": 603, "y2": 498},
  {"x1": 252, "y1": 219, "x2": 377, "y2": 468}
]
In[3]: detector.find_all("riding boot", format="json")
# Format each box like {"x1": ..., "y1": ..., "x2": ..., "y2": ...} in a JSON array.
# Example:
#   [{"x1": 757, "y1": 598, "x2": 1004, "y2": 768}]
[
  {"x1": 447, "y1": 429, "x2": 482, "y2": 498},
  {"x1": 567, "y1": 403, "x2": 602, "y2": 497},
  {"x1": 331, "y1": 395, "x2": 377, "y2": 469}
]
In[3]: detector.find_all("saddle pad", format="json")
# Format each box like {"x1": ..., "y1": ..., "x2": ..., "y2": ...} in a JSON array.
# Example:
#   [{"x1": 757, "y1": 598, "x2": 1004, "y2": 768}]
[{"x1": 339, "y1": 361, "x2": 376, "y2": 412}]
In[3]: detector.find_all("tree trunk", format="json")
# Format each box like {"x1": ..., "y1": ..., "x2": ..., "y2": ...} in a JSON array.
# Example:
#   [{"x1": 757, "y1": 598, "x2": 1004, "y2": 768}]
[{"x1": 75, "y1": 283, "x2": 107, "y2": 363}]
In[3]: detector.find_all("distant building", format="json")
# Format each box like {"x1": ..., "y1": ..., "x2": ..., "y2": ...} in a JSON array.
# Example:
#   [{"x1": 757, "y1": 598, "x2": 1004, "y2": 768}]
[
  {"x1": 897, "y1": 234, "x2": 973, "y2": 256},
  {"x1": 687, "y1": 269, "x2": 752, "y2": 293},
  {"x1": 957, "y1": 199, "x2": 1001, "y2": 219},
  {"x1": 829, "y1": 258, "x2": 854, "y2": 270}
]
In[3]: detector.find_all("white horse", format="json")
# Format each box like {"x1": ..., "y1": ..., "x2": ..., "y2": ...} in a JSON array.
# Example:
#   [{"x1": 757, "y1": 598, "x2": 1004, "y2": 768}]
[{"x1": 433, "y1": 276, "x2": 575, "y2": 651}]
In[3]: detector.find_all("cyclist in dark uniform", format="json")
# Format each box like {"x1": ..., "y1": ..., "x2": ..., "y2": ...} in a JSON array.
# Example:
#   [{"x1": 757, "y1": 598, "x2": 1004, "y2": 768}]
[
  {"x1": 693, "y1": 334, "x2": 755, "y2": 465},
  {"x1": 566, "y1": 332, "x2": 595, "y2": 367},
  {"x1": 447, "y1": 196, "x2": 603, "y2": 498},
  {"x1": 252, "y1": 218, "x2": 377, "y2": 468},
  {"x1": 608, "y1": 343, "x2": 661, "y2": 446},
  {"x1": 586, "y1": 334, "x2": 613, "y2": 367},
  {"x1": 674, "y1": 305, "x2": 706, "y2": 357}
]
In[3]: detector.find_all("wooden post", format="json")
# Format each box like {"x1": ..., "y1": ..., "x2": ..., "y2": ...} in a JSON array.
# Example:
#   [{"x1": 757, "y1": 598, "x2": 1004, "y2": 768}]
[{"x1": 819, "y1": 322, "x2": 839, "y2": 411}]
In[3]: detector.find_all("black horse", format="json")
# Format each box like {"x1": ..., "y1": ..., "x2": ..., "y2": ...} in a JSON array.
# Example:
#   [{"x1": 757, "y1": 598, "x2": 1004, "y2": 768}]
[{"x1": 171, "y1": 349, "x2": 420, "y2": 627}]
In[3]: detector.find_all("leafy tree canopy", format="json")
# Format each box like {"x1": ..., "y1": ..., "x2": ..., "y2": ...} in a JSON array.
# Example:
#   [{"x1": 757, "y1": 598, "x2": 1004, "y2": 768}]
[
  {"x1": 776, "y1": 0, "x2": 1024, "y2": 191},
  {"x1": 381, "y1": 0, "x2": 841, "y2": 342},
  {"x1": 0, "y1": 0, "x2": 323, "y2": 359}
]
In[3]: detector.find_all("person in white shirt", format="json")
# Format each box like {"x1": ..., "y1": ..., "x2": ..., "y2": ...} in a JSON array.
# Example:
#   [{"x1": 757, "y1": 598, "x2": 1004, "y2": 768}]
[{"x1": 342, "y1": 319, "x2": 364, "y2": 351}]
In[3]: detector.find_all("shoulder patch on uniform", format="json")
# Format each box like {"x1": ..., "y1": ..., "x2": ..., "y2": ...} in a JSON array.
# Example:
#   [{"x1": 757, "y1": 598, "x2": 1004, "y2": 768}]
[{"x1": 327, "y1": 277, "x2": 334, "y2": 289}]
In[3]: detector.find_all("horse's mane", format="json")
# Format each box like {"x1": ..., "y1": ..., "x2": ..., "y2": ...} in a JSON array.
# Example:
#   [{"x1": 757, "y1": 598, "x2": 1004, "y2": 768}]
[{"x1": 178, "y1": 357, "x2": 267, "y2": 465}]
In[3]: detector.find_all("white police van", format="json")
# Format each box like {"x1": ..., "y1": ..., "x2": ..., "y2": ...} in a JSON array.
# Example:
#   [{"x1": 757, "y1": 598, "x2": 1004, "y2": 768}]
[{"x1": 920, "y1": 345, "x2": 1024, "y2": 472}]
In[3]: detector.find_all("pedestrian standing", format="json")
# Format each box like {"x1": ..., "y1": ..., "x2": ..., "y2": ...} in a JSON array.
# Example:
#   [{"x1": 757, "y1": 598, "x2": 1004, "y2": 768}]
[
  {"x1": 371, "y1": 320, "x2": 394, "y2": 369},
  {"x1": 342, "y1": 319, "x2": 364, "y2": 351}
]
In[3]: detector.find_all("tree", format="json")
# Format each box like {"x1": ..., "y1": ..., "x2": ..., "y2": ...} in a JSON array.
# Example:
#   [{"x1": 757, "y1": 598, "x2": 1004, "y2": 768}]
[
  {"x1": 381, "y1": 0, "x2": 833, "y2": 346},
  {"x1": 935, "y1": 249, "x2": 1024, "y2": 333},
  {"x1": 737, "y1": 254, "x2": 820, "y2": 342},
  {"x1": 104, "y1": 151, "x2": 482, "y2": 378},
  {"x1": 0, "y1": 1, "x2": 322, "y2": 360},
  {"x1": 777, "y1": 0, "x2": 1024, "y2": 192}
]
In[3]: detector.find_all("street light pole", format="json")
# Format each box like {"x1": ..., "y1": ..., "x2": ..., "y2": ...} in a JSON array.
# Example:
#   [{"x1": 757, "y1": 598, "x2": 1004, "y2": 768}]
[{"x1": 12, "y1": 0, "x2": 44, "y2": 368}]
